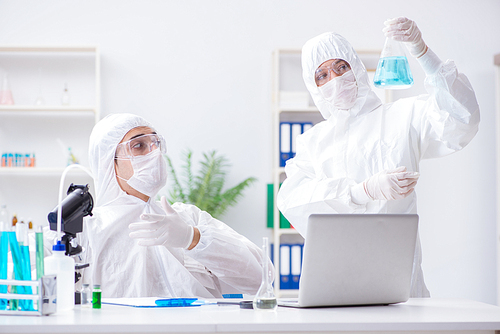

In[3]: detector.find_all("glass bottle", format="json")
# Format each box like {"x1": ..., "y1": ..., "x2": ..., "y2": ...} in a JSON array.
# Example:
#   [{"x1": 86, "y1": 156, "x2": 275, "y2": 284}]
[
  {"x1": 61, "y1": 83, "x2": 70, "y2": 105},
  {"x1": 373, "y1": 37, "x2": 414, "y2": 89},
  {"x1": 92, "y1": 285, "x2": 101, "y2": 309},
  {"x1": 253, "y1": 237, "x2": 277, "y2": 310},
  {"x1": 0, "y1": 73, "x2": 14, "y2": 105},
  {"x1": 81, "y1": 284, "x2": 91, "y2": 308}
]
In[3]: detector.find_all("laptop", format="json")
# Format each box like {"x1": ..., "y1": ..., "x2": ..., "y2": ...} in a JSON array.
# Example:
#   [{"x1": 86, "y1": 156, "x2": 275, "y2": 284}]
[{"x1": 278, "y1": 214, "x2": 418, "y2": 308}]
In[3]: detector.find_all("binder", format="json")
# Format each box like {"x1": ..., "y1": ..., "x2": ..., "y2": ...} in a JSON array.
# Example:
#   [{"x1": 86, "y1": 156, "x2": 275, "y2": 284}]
[
  {"x1": 291, "y1": 123, "x2": 302, "y2": 158},
  {"x1": 266, "y1": 183, "x2": 292, "y2": 229},
  {"x1": 280, "y1": 244, "x2": 291, "y2": 289},
  {"x1": 280, "y1": 123, "x2": 291, "y2": 167},
  {"x1": 290, "y1": 244, "x2": 303, "y2": 289},
  {"x1": 303, "y1": 122, "x2": 313, "y2": 132},
  {"x1": 266, "y1": 184, "x2": 274, "y2": 228}
]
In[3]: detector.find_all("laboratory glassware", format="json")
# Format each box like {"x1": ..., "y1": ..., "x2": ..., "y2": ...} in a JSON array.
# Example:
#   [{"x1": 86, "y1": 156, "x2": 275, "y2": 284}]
[
  {"x1": 253, "y1": 237, "x2": 277, "y2": 310},
  {"x1": 16, "y1": 220, "x2": 34, "y2": 311},
  {"x1": 81, "y1": 284, "x2": 91, "y2": 308},
  {"x1": 45, "y1": 241, "x2": 75, "y2": 312},
  {"x1": 0, "y1": 205, "x2": 9, "y2": 310},
  {"x1": 373, "y1": 37, "x2": 414, "y2": 89},
  {"x1": 61, "y1": 83, "x2": 70, "y2": 105},
  {"x1": 0, "y1": 73, "x2": 14, "y2": 105},
  {"x1": 34, "y1": 68, "x2": 45, "y2": 106},
  {"x1": 35, "y1": 224, "x2": 44, "y2": 279},
  {"x1": 92, "y1": 285, "x2": 101, "y2": 309}
]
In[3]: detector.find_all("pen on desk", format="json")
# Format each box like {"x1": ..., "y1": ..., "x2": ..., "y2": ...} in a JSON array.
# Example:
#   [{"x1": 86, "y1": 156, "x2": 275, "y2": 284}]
[{"x1": 217, "y1": 301, "x2": 253, "y2": 309}]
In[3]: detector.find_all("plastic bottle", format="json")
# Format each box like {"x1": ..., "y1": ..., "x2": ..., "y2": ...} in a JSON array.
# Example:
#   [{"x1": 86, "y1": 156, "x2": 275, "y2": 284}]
[
  {"x1": 373, "y1": 37, "x2": 414, "y2": 90},
  {"x1": 81, "y1": 284, "x2": 91, "y2": 308},
  {"x1": 92, "y1": 284, "x2": 101, "y2": 309},
  {"x1": 0, "y1": 205, "x2": 9, "y2": 310},
  {"x1": 44, "y1": 241, "x2": 75, "y2": 312}
]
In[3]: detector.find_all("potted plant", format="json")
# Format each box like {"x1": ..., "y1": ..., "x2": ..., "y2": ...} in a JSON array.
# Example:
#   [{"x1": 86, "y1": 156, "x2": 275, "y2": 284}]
[{"x1": 164, "y1": 149, "x2": 256, "y2": 219}]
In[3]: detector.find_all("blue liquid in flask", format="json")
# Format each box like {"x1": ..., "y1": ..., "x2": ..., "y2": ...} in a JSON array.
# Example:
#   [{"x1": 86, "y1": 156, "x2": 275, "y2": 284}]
[{"x1": 373, "y1": 56, "x2": 413, "y2": 89}]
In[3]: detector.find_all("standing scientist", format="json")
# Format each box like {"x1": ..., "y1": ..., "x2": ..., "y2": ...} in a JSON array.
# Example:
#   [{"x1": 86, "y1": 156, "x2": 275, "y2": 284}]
[{"x1": 277, "y1": 17, "x2": 480, "y2": 298}]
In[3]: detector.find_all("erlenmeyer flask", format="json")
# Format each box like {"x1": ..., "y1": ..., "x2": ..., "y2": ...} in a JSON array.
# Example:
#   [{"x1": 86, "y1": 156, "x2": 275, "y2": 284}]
[
  {"x1": 253, "y1": 237, "x2": 277, "y2": 310},
  {"x1": 0, "y1": 73, "x2": 14, "y2": 105},
  {"x1": 373, "y1": 37, "x2": 413, "y2": 89}
]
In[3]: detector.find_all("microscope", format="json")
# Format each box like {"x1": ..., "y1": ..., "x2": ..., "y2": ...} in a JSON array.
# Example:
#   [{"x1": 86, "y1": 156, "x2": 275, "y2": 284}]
[{"x1": 48, "y1": 183, "x2": 93, "y2": 304}]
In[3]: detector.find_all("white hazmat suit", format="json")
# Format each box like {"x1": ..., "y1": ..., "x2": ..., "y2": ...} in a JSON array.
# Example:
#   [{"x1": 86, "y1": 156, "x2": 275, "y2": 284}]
[
  {"x1": 79, "y1": 113, "x2": 264, "y2": 298},
  {"x1": 277, "y1": 31, "x2": 479, "y2": 298}
]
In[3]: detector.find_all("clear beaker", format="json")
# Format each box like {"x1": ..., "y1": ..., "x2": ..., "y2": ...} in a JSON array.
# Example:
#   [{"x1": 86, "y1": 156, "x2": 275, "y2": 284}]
[
  {"x1": 253, "y1": 237, "x2": 277, "y2": 310},
  {"x1": 373, "y1": 37, "x2": 414, "y2": 89}
]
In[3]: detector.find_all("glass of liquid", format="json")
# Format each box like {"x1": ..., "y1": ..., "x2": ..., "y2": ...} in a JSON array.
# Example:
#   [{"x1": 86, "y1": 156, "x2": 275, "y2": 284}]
[
  {"x1": 373, "y1": 37, "x2": 414, "y2": 89},
  {"x1": 253, "y1": 237, "x2": 277, "y2": 310}
]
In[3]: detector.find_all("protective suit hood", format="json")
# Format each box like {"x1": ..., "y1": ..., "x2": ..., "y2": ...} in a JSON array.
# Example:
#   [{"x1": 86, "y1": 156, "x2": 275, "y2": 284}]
[
  {"x1": 302, "y1": 32, "x2": 382, "y2": 119},
  {"x1": 88, "y1": 113, "x2": 155, "y2": 206}
]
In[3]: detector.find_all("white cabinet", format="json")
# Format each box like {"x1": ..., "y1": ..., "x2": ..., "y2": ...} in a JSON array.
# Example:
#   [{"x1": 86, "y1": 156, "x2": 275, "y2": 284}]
[
  {"x1": 270, "y1": 48, "x2": 385, "y2": 297},
  {"x1": 0, "y1": 46, "x2": 100, "y2": 227}
]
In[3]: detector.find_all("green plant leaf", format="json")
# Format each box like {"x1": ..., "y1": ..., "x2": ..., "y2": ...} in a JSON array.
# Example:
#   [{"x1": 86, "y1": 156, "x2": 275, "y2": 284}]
[{"x1": 165, "y1": 149, "x2": 256, "y2": 220}]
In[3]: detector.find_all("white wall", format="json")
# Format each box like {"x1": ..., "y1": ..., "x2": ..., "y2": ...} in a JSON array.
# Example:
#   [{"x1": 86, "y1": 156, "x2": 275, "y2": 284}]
[{"x1": 0, "y1": 0, "x2": 498, "y2": 305}]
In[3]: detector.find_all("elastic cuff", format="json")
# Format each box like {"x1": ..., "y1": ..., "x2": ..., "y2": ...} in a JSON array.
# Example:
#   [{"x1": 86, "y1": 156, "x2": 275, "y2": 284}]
[
  {"x1": 417, "y1": 47, "x2": 443, "y2": 76},
  {"x1": 183, "y1": 226, "x2": 195, "y2": 249},
  {"x1": 350, "y1": 182, "x2": 371, "y2": 205}
]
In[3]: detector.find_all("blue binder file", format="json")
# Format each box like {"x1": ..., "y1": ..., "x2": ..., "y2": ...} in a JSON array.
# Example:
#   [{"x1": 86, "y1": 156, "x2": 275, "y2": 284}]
[
  {"x1": 290, "y1": 244, "x2": 303, "y2": 290},
  {"x1": 280, "y1": 122, "x2": 314, "y2": 167},
  {"x1": 280, "y1": 244, "x2": 291, "y2": 289},
  {"x1": 280, "y1": 123, "x2": 291, "y2": 167}
]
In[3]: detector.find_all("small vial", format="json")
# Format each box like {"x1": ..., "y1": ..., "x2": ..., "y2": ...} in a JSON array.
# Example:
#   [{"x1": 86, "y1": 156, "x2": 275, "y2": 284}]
[
  {"x1": 92, "y1": 285, "x2": 101, "y2": 309},
  {"x1": 81, "y1": 284, "x2": 91, "y2": 308}
]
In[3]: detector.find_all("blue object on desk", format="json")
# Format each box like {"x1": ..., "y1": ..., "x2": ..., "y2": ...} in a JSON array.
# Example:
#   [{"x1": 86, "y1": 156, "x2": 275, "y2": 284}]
[
  {"x1": 222, "y1": 294, "x2": 243, "y2": 299},
  {"x1": 155, "y1": 298, "x2": 199, "y2": 307}
]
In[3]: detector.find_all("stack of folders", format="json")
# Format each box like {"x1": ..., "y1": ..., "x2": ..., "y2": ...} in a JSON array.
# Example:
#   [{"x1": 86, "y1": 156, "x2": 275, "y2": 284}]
[
  {"x1": 279, "y1": 243, "x2": 303, "y2": 290},
  {"x1": 279, "y1": 122, "x2": 313, "y2": 167}
]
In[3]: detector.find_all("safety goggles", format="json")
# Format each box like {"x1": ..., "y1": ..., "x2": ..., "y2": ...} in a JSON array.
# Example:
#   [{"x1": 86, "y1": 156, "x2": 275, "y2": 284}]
[
  {"x1": 314, "y1": 59, "x2": 351, "y2": 87},
  {"x1": 115, "y1": 133, "x2": 166, "y2": 159}
]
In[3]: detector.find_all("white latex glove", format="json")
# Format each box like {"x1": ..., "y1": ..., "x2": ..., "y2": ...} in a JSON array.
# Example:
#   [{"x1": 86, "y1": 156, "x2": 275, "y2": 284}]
[
  {"x1": 383, "y1": 17, "x2": 427, "y2": 58},
  {"x1": 129, "y1": 196, "x2": 194, "y2": 249},
  {"x1": 364, "y1": 167, "x2": 420, "y2": 201}
]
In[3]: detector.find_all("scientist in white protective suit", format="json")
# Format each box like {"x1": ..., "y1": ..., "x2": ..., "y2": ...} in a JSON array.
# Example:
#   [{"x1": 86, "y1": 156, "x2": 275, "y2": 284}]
[
  {"x1": 78, "y1": 113, "x2": 267, "y2": 298},
  {"x1": 277, "y1": 17, "x2": 480, "y2": 298}
]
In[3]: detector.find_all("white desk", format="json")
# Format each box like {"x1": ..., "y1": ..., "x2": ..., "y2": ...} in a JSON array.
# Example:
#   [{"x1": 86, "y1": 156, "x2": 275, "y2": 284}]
[{"x1": 1, "y1": 298, "x2": 500, "y2": 334}]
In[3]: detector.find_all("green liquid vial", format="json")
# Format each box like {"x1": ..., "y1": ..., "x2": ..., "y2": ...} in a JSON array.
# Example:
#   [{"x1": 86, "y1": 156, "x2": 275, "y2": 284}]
[{"x1": 92, "y1": 285, "x2": 101, "y2": 309}]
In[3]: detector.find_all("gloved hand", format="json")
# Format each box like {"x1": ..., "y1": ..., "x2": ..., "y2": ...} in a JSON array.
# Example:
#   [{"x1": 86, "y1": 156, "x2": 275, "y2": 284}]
[
  {"x1": 383, "y1": 17, "x2": 427, "y2": 58},
  {"x1": 364, "y1": 167, "x2": 420, "y2": 201},
  {"x1": 129, "y1": 196, "x2": 194, "y2": 249}
]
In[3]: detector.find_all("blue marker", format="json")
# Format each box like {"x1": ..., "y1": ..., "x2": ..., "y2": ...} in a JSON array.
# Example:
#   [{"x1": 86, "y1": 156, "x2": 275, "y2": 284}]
[{"x1": 155, "y1": 298, "x2": 199, "y2": 307}]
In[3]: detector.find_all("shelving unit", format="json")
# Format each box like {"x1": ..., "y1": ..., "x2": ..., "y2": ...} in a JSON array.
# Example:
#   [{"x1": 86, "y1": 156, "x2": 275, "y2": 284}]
[
  {"x1": 270, "y1": 48, "x2": 386, "y2": 297},
  {"x1": 494, "y1": 52, "x2": 500, "y2": 306},
  {"x1": 0, "y1": 45, "x2": 100, "y2": 226}
]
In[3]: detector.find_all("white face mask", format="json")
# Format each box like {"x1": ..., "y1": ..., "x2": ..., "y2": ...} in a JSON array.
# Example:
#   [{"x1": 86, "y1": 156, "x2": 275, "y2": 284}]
[
  {"x1": 318, "y1": 70, "x2": 358, "y2": 110},
  {"x1": 117, "y1": 149, "x2": 167, "y2": 198}
]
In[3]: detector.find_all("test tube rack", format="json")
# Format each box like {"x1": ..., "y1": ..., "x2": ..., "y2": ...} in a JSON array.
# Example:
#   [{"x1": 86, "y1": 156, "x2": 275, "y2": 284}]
[{"x1": 0, "y1": 275, "x2": 57, "y2": 316}]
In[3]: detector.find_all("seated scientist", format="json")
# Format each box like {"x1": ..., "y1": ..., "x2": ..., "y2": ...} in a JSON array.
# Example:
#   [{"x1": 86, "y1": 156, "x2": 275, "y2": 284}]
[
  {"x1": 77, "y1": 113, "x2": 266, "y2": 298},
  {"x1": 277, "y1": 17, "x2": 480, "y2": 298}
]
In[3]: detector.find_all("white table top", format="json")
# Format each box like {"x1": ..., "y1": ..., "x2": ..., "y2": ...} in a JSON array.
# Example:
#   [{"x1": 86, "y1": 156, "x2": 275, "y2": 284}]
[{"x1": 1, "y1": 298, "x2": 500, "y2": 333}]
